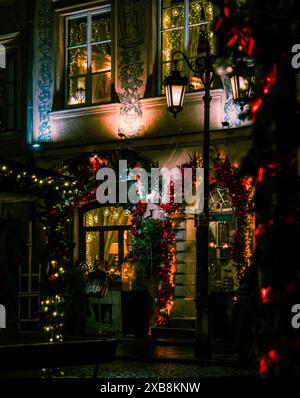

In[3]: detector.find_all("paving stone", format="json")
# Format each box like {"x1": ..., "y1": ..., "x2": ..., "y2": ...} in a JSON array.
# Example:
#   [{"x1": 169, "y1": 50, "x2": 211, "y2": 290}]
[{"x1": 60, "y1": 361, "x2": 257, "y2": 378}]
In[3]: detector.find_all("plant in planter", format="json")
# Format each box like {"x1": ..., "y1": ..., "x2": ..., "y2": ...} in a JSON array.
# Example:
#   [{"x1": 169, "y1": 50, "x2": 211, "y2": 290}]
[
  {"x1": 64, "y1": 261, "x2": 112, "y2": 335},
  {"x1": 124, "y1": 218, "x2": 164, "y2": 337},
  {"x1": 63, "y1": 262, "x2": 90, "y2": 336}
]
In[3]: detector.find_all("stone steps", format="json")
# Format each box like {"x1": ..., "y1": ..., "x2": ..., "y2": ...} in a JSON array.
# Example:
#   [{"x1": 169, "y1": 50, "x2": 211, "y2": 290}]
[
  {"x1": 169, "y1": 317, "x2": 196, "y2": 329},
  {"x1": 151, "y1": 326, "x2": 195, "y2": 340}
]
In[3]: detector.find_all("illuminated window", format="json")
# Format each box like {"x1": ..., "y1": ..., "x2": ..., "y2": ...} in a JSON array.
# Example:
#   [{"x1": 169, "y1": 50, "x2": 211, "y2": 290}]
[
  {"x1": 159, "y1": 0, "x2": 214, "y2": 92},
  {"x1": 82, "y1": 206, "x2": 132, "y2": 275},
  {"x1": 208, "y1": 189, "x2": 237, "y2": 293},
  {"x1": 65, "y1": 6, "x2": 112, "y2": 106}
]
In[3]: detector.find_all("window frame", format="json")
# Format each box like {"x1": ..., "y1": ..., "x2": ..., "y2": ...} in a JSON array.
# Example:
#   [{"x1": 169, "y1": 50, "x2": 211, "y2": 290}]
[
  {"x1": 0, "y1": 32, "x2": 23, "y2": 136},
  {"x1": 79, "y1": 203, "x2": 132, "y2": 270},
  {"x1": 64, "y1": 4, "x2": 112, "y2": 108},
  {"x1": 0, "y1": 49, "x2": 18, "y2": 133},
  {"x1": 82, "y1": 225, "x2": 131, "y2": 271},
  {"x1": 157, "y1": 0, "x2": 214, "y2": 95}
]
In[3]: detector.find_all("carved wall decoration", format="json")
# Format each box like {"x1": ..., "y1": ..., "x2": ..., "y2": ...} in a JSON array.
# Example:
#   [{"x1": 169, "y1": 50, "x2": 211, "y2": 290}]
[
  {"x1": 118, "y1": 0, "x2": 144, "y2": 47},
  {"x1": 36, "y1": 0, "x2": 53, "y2": 142},
  {"x1": 118, "y1": 47, "x2": 144, "y2": 137},
  {"x1": 223, "y1": 75, "x2": 242, "y2": 129},
  {"x1": 117, "y1": 0, "x2": 145, "y2": 138}
]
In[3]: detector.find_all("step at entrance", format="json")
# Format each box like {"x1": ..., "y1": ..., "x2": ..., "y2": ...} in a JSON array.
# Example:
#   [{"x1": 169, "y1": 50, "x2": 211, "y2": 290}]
[
  {"x1": 151, "y1": 327, "x2": 195, "y2": 340},
  {"x1": 169, "y1": 317, "x2": 196, "y2": 329}
]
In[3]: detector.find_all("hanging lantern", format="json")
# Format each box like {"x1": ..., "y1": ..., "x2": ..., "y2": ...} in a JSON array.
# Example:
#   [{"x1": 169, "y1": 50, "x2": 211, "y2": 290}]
[
  {"x1": 229, "y1": 59, "x2": 255, "y2": 109},
  {"x1": 164, "y1": 70, "x2": 188, "y2": 117}
]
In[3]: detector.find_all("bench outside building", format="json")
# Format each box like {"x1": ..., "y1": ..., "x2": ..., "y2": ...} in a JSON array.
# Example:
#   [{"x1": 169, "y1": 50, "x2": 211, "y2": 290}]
[{"x1": 0, "y1": 339, "x2": 118, "y2": 378}]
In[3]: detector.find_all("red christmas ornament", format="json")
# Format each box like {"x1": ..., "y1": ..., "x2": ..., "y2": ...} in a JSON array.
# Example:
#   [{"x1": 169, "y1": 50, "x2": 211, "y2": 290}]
[{"x1": 260, "y1": 286, "x2": 272, "y2": 304}]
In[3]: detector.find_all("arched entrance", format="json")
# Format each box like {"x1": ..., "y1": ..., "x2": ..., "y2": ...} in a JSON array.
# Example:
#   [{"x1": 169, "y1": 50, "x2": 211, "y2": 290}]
[
  {"x1": 79, "y1": 204, "x2": 133, "y2": 334},
  {"x1": 209, "y1": 187, "x2": 237, "y2": 341}
]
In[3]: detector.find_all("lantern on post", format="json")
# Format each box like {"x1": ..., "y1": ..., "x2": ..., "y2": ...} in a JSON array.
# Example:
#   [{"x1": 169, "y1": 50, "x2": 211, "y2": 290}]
[
  {"x1": 163, "y1": 39, "x2": 215, "y2": 359},
  {"x1": 229, "y1": 59, "x2": 255, "y2": 109},
  {"x1": 164, "y1": 69, "x2": 188, "y2": 117}
]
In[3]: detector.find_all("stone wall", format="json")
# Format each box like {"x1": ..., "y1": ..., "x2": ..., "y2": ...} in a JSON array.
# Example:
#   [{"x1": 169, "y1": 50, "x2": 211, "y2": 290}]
[{"x1": 171, "y1": 216, "x2": 197, "y2": 319}]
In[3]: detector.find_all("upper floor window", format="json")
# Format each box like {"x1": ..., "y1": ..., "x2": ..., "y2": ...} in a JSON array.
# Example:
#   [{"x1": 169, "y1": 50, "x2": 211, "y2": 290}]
[
  {"x1": 159, "y1": 0, "x2": 214, "y2": 93},
  {"x1": 0, "y1": 49, "x2": 17, "y2": 133},
  {"x1": 65, "y1": 5, "x2": 112, "y2": 107}
]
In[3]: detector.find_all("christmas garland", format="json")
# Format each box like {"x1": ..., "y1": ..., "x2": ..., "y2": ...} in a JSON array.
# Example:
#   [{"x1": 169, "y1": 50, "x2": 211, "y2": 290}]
[
  {"x1": 181, "y1": 154, "x2": 255, "y2": 280},
  {"x1": 156, "y1": 206, "x2": 178, "y2": 326},
  {"x1": 0, "y1": 151, "x2": 255, "y2": 339},
  {"x1": 212, "y1": 155, "x2": 255, "y2": 279},
  {"x1": 130, "y1": 200, "x2": 179, "y2": 327},
  {"x1": 130, "y1": 155, "x2": 255, "y2": 327}
]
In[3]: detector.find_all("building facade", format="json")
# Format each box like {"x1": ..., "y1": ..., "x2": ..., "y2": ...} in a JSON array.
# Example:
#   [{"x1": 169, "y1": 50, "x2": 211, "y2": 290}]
[{"x1": 0, "y1": 0, "x2": 254, "y2": 337}]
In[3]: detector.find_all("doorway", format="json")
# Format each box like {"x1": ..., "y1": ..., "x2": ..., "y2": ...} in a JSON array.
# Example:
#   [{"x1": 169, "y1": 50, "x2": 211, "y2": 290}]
[
  {"x1": 80, "y1": 205, "x2": 132, "y2": 274},
  {"x1": 80, "y1": 205, "x2": 133, "y2": 334}
]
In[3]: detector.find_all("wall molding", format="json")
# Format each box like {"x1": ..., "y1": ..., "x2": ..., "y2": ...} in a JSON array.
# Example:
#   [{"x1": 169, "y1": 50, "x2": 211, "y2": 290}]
[{"x1": 36, "y1": 0, "x2": 54, "y2": 142}]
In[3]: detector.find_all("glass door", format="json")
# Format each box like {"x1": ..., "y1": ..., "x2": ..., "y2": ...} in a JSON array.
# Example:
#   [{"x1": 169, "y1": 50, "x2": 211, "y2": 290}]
[{"x1": 82, "y1": 206, "x2": 133, "y2": 288}]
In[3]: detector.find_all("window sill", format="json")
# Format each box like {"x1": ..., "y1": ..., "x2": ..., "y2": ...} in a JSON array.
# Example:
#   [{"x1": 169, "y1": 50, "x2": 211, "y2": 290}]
[
  {"x1": 50, "y1": 102, "x2": 119, "y2": 120},
  {"x1": 47, "y1": 88, "x2": 228, "y2": 144},
  {"x1": 141, "y1": 89, "x2": 224, "y2": 108}
]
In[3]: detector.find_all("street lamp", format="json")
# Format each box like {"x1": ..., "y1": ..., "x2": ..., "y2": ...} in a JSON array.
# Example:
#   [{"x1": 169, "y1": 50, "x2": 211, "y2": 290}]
[
  {"x1": 228, "y1": 58, "x2": 255, "y2": 110},
  {"x1": 164, "y1": 38, "x2": 214, "y2": 358},
  {"x1": 164, "y1": 71, "x2": 188, "y2": 117}
]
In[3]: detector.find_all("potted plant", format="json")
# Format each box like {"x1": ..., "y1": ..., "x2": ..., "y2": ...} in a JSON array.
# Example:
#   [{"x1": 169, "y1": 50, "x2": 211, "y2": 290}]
[
  {"x1": 122, "y1": 218, "x2": 163, "y2": 337},
  {"x1": 63, "y1": 262, "x2": 90, "y2": 336}
]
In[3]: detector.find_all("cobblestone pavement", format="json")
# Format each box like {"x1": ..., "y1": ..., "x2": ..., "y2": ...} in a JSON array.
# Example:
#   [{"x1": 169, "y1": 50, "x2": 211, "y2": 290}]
[{"x1": 62, "y1": 360, "x2": 258, "y2": 378}]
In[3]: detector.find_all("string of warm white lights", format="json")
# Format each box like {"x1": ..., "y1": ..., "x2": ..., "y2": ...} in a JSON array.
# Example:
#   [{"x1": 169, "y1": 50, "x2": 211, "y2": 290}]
[{"x1": 0, "y1": 161, "x2": 78, "y2": 197}]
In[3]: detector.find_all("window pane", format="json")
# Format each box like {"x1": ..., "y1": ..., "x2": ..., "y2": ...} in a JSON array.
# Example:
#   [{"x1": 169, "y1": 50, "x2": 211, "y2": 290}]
[
  {"x1": 162, "y1": 62, "x2": 172, "y2": 83},
  {"x1": 67, "y1": 77, "x2": 86, "y2": 105},
  {"x1": 92, "y1": 43, "x2": 111, "y2": 73},
  {"x1": 189, "y1": 24, "x2": 214, "y2": 58},
  {"x1": 205, "y1": 1, "x2": 214, "y2": 21},
  {"x1": 68, "y1": 17, "x2": 87, "y2": 46},
  {"x1": 67, "y1": 47, "x2": 87, "y2": 76},
  {"x1": 92, "y1": 13, "x2": 111, "y2": 43},
  {"x1": 161, "y1": 28, "x2": 183, "y2": 62},
  {"x1": 84, "y1": 208, "x2": 101, "y2": 227},
  {"x1": 210, "y1": 188, "x2": 232, "y2": 212},
  {"x1": 189, "y1": 25, "x2": 208, "y2": 58},
  {"x1": 162, "y1": 1, "x2": 184, "y2": 29},
  {"x1": 86, "y1": 231, "x2": 100, "y2": 271},
  {"x1": 189, "y1": 1, "x2": 203, "y2": 24},
  {"x1": 189, "y1": 1, "x2": 214, "y2": 59},
  {"x1": 66, "y1": 10, "x2": 112, "y2": 106},
  {"x1": 84, "y1": 208, "x2": 132, "y2": 227},
  {"x1": 105, "y1": 232, "x2": 120, "y2": 272},
  {"x1": 104, "y1": 231, "x2": 131, "y2": 275},
  {"x1": 189, "y1": 1, "x2": 213, "y2": 24},
  {"x1": 92, "y1": 72, "x2": 111, "y2": 103}
]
